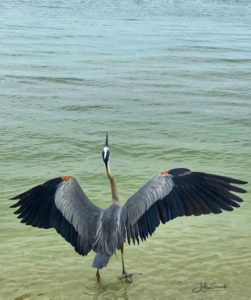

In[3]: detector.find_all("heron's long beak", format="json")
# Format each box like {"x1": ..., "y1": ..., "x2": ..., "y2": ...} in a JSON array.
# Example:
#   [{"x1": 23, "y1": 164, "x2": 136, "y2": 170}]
[{"x1": 105, "y1": 133, "x2": 109, "y2": 147}]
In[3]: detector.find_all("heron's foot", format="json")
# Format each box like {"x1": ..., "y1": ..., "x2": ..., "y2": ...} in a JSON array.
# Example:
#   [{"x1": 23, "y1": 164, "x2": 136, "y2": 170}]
[
  {"x1": 118, "y1": 272, "x2": 134, "y2": 283},
  {"x1": 118, "y1": 272, "x2": 141, "y2": 283},
  {"x1": 97, "y1": 280, "x2": 105, "y2": 290}
]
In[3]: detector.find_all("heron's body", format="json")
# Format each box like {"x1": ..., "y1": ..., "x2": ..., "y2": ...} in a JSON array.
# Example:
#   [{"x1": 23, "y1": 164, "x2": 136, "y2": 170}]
[
  {"x1": 10, "y1": 134, "x2": 247, "y2": 282},
  {"x1": 92, "y1": 204, "x2": 126, "y2": 268}
]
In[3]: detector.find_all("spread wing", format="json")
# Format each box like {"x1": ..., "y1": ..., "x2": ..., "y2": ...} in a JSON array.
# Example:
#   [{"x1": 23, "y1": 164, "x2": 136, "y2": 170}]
[
  {"x1": 122, "y1": 168, "x2": 247, "y2": 245},
  {"x1": 10, "y1": 176, "x2": 103, "y2": 256}
]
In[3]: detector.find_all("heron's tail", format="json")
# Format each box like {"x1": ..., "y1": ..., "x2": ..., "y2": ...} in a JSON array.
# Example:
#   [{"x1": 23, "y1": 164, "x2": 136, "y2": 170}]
[{"x1": 92, "y1": 253, "x2": 111, "y2": 269}]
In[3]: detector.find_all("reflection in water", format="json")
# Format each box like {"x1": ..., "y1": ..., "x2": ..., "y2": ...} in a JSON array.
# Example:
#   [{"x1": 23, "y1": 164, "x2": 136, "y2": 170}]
[{"x1": 83, "y1": 277, "x2": 131, "y2": 300}]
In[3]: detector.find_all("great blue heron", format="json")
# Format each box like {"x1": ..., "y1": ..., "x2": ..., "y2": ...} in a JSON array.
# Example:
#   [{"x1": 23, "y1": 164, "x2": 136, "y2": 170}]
[{"x1": 10, "y1": 134, "x2": 247, "y2": 282}]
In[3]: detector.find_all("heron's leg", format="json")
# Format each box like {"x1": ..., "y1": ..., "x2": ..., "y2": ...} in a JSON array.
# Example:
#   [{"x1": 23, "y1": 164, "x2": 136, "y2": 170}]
[
  {"x1": 119, "y1": 243, "x2": 138, "y2": 283},
  {"x1": 121, "y1": 243, "x2": 126, "y2": 275},
  {"x1": 96, "y1": 268, "x2": 101, "y2": 282}
]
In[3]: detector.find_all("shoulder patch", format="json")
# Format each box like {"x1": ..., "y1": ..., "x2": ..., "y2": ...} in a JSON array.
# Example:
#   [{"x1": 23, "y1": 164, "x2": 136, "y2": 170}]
[
  {"x1": 161, "y1": 168, "x2": 192, "y2": 176},
  {"x1": 161, "y1": 170, "x2": 170, "y2": 175},
  {"x1": 61, "y1": 176, "x2": 73, "y2": 182}
]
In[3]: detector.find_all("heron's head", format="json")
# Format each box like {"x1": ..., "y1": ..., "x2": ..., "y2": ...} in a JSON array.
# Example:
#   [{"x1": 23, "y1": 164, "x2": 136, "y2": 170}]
[{"x1": 102, "y1": 133, "x2": 110, "y2": 169}]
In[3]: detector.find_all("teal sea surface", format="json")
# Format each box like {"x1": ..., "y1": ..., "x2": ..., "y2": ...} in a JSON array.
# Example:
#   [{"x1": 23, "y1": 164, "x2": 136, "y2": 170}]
[{"x1": 1, "y1": 0, "x2": 251, "y2": 299}]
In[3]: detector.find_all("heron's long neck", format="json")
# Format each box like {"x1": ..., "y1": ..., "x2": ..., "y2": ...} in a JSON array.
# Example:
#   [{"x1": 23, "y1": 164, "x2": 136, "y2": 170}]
[{"x1": 106, "y1": 162, "x2": 119, "y2": 204}]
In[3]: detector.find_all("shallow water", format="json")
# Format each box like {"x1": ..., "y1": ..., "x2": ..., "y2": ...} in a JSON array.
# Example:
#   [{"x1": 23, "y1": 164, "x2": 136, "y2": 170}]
[{"x1": 1, "y1": 0, "x2": 251, "y2": 299}]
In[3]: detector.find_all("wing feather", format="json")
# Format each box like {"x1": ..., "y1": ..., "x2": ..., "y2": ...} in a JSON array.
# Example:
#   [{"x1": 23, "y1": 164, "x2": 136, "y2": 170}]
[
  {"x1": 123, "y1": 169, "x2": 247, "y2": 245},
  {"x1": 10, "y1": 177, "x2": 102, "y2": 256}
]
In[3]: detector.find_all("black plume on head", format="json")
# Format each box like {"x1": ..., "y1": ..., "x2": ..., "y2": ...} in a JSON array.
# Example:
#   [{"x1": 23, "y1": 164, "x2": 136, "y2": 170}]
[{"x1": 105, "y1": 133, "x2": 109, "y2": 147}]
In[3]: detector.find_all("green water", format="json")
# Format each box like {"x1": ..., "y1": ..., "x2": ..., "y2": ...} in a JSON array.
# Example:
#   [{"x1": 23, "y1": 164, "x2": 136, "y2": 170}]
[{"x1": 1, "y1": 0, "x2": 251, "y2": 299}]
